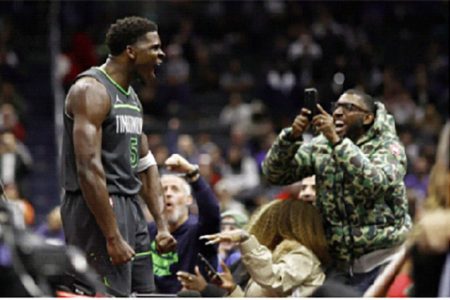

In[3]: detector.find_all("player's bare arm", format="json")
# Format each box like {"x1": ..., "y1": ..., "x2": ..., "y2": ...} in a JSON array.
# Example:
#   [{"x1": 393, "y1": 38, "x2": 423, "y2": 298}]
[{"x1": 138, "y1": 134, "x2": 176, "y2": 253}]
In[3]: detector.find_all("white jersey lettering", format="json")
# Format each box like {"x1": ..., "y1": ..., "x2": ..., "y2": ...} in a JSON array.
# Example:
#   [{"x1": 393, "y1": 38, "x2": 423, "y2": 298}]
[{"x1": 115, "y1": 115, "x2": 143, "y2": 134}]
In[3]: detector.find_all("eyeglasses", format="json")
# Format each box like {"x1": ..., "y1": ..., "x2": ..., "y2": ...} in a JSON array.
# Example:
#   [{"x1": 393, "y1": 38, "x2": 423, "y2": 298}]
[{"x1": 331, "y1": 102, "x2": 370, "y2": 113}]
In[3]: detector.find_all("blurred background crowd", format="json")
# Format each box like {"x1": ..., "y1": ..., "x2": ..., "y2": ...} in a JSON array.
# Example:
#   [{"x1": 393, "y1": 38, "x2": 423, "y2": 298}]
[{"x1": 0, "y1": 1, "x2": 447, "y2": 244}]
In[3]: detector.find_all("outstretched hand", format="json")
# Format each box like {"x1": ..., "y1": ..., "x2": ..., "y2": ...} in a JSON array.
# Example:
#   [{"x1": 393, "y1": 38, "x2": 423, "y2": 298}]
[{"x1": 200, "y1": 229, "x2": 249, "y2": 245}]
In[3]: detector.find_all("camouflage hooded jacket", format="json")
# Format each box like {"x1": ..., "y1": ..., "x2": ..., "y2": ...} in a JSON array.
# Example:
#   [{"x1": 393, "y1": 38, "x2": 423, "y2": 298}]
[{"x1": 262, "y1": 102, "x2": 412, "y2": 263}]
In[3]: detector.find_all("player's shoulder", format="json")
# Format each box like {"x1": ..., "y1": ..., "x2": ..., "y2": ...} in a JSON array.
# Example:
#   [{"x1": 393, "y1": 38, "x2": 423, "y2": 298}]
[
  {"x1": 69, "y1": 76, "x2": 108, "y2": 98},
  {"x1": 67, "y1": 76, "x2": 110, "y2": 108},
  {"x1": 66, "y1": 76, "x2": 110, "y2": 118}
]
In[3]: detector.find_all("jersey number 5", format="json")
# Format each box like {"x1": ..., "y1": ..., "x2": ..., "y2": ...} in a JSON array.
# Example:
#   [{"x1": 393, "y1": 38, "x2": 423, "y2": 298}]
[{"x1": 130, "y1": 137, "x2": 139, "y2": 168}]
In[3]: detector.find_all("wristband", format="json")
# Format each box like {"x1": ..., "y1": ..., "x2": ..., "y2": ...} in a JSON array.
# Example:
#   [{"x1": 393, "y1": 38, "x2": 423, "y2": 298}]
[
  {"x1": 137, "y1": 151, "x2": 157, "y2": 172},
  {"x1": 185, "y1": 165, "x2": 200, "y2": 182}
]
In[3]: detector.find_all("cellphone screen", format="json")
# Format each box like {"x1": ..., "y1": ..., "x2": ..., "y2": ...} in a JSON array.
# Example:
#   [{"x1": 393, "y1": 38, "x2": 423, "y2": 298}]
[
  {"x1": 197, "y1": 253, "x2": 223, "y2": 283},
  {"x1": 304, "y1": 88, "x2": 318, "y2": 119}
]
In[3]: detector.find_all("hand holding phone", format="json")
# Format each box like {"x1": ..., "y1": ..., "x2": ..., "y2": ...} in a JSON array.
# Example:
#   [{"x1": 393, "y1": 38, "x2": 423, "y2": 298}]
[
  {"x1": 304, "y1": 88, "x2": 319, "y2": 120},
  {"x1": 291, "y1": 88, "x2": 319, "y2": 138},
  {"x1": 197, "y1": 253, "x2": 223, "y2": 284},
  {"x1": 176, "y1": 266, "x2": 207, "y2": 293}
]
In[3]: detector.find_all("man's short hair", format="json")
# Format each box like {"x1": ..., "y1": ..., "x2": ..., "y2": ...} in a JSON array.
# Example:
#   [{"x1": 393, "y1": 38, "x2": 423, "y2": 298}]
[
  {"x1": 106, "y1": 16, "x2": 158, "y2": 56},
  {"x1": 344, "y1": 89, "x2": 375, "y2": 114},
  {"x1": 161, "y1": 174, "x2": 192, "y2": 196}
]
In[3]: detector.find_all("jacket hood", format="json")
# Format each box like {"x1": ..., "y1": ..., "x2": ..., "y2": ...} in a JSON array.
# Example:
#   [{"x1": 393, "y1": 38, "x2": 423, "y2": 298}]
[{"x1": 357, "y1": 101, "x2": 397, "y2": 145}]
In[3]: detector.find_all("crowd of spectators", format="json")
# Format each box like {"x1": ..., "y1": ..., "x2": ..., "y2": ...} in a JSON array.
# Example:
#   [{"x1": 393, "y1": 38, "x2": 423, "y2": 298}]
[
  {"x1": 133, "y1": 1, "x2": 447, "y2": 218},
  {"x1": 0, "y1": 7, "x2": 34, "y2": 230},
  {"x1": 2, "y1": 1, "x2": 447, "y2": 221}
]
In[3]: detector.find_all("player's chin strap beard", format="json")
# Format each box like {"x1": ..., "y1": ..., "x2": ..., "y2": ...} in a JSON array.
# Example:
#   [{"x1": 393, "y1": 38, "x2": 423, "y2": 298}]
[{"x1": 131, "y1": 71, "x2": 145, "y2": 86}]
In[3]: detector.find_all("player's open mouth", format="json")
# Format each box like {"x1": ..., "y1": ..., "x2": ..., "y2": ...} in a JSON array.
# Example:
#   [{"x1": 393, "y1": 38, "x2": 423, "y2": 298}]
[{"x1": 152, "y1": 60, "x2": 163, "y2": 77}]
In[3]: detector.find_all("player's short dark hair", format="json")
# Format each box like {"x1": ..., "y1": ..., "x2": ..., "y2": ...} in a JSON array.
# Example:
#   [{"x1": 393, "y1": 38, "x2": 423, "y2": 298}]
[
  {"x1": 106, "y1": 16, "x2": 158, "y2": 56},
  {"x1": 344, "y1": 89, "x2": 375, "y2": 113}
]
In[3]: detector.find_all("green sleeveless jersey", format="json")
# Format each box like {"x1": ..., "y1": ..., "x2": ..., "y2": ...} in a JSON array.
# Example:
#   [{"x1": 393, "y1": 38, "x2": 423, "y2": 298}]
[{"x1": 62, "y1": 67, "x2": 143, "y2": 195}]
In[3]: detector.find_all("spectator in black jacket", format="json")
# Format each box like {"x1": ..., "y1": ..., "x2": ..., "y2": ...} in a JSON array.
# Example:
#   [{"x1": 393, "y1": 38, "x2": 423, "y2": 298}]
[{"x1": 148, "y1": 153, "x2": 221, "y2": 294}]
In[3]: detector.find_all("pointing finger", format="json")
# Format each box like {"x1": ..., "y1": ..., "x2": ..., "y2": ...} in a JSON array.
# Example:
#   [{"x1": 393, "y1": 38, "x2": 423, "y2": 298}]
[
  {"x1": 194, "y1": 266, "x2": 202, "y2": 276},
  {"x1": 200, "y1": 234, "x2": 216, "y2": 240},
  {"x1": 316, "y1": 104, "x2": 328, "y2": 115},
  {"x1": 300, "y1": 108, "x2": 312, "y2": 115}
]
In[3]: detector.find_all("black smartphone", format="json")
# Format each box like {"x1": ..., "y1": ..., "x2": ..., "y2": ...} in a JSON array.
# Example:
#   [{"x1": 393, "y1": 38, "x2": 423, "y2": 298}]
[
  {"x1": 304, "y1": 88, "x2": 319, "y2": 120},
  {"x1": 197, "y1": 253, "x2": 223, "y2": 283}
]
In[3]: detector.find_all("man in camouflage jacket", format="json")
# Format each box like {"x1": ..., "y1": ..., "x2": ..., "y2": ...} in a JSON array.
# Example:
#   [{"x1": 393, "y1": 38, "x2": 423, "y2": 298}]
[{"x1": 262, "y1": 89, "x2": 412, "y2": 292}]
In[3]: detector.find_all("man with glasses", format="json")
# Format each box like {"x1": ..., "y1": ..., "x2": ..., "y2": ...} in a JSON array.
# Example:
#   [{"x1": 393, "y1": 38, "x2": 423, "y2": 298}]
[{"x1": 262, "y1": 89, "x2": 411, "y2": 293}]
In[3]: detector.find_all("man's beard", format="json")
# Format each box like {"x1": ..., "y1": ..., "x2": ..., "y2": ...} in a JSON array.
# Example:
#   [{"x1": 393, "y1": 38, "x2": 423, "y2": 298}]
[
  {"x1": 165, "y1": 208, "x2": 183, "y2": 226},
  {"x1": 131, "y1": 71, "x2": 145, "y2": 86},
  {"x1": 136, "y1": 63, "x2": 158, "y2": 83},
  {"x1": 346, "y1": 117, "x2": 365, "y2": 142}
]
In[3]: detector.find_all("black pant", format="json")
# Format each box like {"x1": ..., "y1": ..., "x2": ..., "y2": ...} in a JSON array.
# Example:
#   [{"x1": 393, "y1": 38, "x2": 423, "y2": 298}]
[{"x1": 61, "y1": 193, "x2": 155, "y2": 296}]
